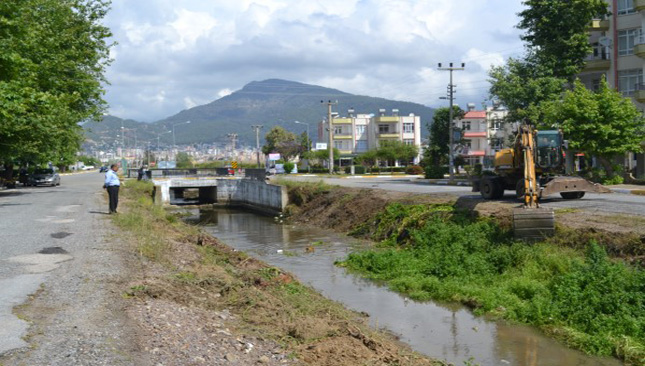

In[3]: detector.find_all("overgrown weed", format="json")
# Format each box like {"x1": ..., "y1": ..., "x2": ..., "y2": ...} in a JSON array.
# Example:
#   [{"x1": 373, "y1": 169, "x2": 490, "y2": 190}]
[{"x1": 340, "y1": 203, "x2": 645, "y2": 363}]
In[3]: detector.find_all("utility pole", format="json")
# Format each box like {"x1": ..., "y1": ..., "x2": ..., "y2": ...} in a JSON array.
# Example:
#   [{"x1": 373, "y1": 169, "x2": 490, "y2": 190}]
[
  {"x1": 251, "y1": 125, "x2": 263, "y2": 168},
  {"x1": 438, "y1": 62, "x2": 465, "y2": 182},
  {"x1": 322, "y1": 100, "x2": 338, "y2": 174}
]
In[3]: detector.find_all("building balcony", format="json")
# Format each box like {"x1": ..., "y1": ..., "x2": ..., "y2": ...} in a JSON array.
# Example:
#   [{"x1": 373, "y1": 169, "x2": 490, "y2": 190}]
[
  {"x1": 635, "y1": 34, "x2": 645, "y2": 59},
  {"x1": 333, "y1": 134, "x2": 353, "y2": 140},
  {"x1": 378, "y1": 134, "x2": 400, "y2": 139},
  {"x1": 463, "y1": 131, "x2": 487, "y2": 138},
  {"x1": 374, "y1": 116, "x2": 399, "y2": 123},
  {"x1": 587, "y1": 18, "x2": 609, "y2": 31},
  {"x1": 635, "y1": 84, "x2": 645, "y2": 103},
  {"x1": 583, "y1": 52, "x2": 610, "y2": 72},
  {"x1": 332, "y1": 117, "x2": 352, "y2": 124},
  {"x1": 635, "y1": 0, "x2": 645, "y2": 11}
]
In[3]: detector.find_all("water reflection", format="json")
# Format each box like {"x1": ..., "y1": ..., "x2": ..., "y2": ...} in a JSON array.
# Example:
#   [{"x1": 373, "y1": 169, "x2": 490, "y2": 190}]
[{"x1": 184, "y1": 207, "x2": 622, "y2": 366}]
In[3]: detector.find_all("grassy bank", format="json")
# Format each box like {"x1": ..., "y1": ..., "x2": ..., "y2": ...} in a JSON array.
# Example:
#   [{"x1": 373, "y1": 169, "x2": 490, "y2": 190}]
[
  {"x1": 337, "y1": 203, "x2": 645, "y2": 364},
  {"x1": 110, "y1": 180, "x2": 441, "y2": 365}
]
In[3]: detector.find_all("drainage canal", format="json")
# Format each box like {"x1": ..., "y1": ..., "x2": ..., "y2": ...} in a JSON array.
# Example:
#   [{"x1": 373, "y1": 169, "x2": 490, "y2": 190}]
[{"x1": 183, "y1": 207, "x2": 622, "y2": 366}]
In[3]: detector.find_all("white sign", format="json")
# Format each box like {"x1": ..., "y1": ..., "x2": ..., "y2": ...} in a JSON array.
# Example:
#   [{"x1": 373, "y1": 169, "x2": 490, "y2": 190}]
[
  {"x1": 315, "y1": 143, "x2": 328, "y2": 150},
  {"x1": 268, "y1": 153, "x2": 281, "y2": 161}
]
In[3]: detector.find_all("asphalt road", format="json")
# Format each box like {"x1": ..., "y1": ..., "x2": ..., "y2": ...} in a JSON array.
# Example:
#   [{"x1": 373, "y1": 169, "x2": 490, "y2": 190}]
[
  {"x1": 279, "y1": 175, "x2": 645, "y2": 217},
  {"x1": 0, "y1": 172, "x2": 136, "y2": 364}
]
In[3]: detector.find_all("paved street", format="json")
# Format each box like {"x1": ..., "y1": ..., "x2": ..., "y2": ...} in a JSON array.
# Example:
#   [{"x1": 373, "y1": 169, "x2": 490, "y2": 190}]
[{"x1": 0, "y1": 172, "x2": 137, "y2": 365}]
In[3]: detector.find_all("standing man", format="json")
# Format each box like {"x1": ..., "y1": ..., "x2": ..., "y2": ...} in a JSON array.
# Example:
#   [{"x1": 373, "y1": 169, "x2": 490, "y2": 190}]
[{"x1": 104, "y1": 164, "x2": 121, "y2": 214}]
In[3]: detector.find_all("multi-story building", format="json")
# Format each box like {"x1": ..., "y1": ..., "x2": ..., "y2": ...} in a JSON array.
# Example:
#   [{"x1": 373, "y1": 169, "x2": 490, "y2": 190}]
[
  {"x1": 579, "y1": 0, "x2": 645, "y2": 177},
  {"x1": 318, "y1": 108, "x2": 422, "y2": 165},
  {"x1": 456, "y1": 103, "x2": 511, "y2": 168}
]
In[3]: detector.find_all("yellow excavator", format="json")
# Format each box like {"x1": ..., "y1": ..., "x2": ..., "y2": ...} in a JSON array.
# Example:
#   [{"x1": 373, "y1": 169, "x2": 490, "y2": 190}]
[{"x1": 473, "y1": 124, "x2": 611, "y2": 240}]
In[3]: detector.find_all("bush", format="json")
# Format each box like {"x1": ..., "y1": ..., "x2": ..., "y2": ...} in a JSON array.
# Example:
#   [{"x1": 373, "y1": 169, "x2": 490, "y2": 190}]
[
  {"x1": 424, "y1": 165, "x2": 448, "y2": 179},
  {"x1": 283, "y1": 162, "x2": 295, "y2": 174},
  {"x1": 602, "y1": 175, "x2": 624, "y2": 185},
  {"x1": 405, "y1": 165, "x2": 424, "y2": 175}
]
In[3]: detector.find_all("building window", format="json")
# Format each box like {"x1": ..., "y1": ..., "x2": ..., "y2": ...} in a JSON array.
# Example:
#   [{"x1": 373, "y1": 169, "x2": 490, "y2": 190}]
[
  {"x1": 403, "y1": 139, "x2": 414, "y2": 146},
  {"x1": 355, "y1": 125, "x2": 365, "y2": 136},
  {"x1": 356, "y1": 140, "x2": 368, "y2": 152},
  {"x1": 490, "y1": 119, "x2": 502, "y2": 131},
  {"x1": 378, "y1": 124, "x2": 389, "y2": 134},
  {"x1": 462, "y1": 121, "x2": 471, "y2": 131},
  {"x1": 618, "y1": 28, "x2": 640, "y2": 56},
  {"x1": 403, "y1": 123, "x2": 414, "y2": 133},
  {"x1": 617, "y1": 0, "x2": 635, "y2": 15},
  {"x1": 334, "y1": 140, "x2": 344, "y2": 150},
  {"x1": 618, "y1": 69, "x2": 643, "y2": 96},
  {"x1": 592, "y1": 78, "x2": 601, "y2": 91},
  {"x1": 334, "y1": 126, "x2": 343, "y2": 135}
]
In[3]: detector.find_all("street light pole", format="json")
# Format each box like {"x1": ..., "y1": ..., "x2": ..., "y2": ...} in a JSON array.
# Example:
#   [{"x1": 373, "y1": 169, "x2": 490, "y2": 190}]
[
  {"x1": 438, "y1": 62, "x2": 465, "y2": 182},
  {"x1": 251, "y1": 125, "x2": 263, "y2": 168},
  {"x1": 322, "y1": 100, "x2": 337, "y2": 174}
]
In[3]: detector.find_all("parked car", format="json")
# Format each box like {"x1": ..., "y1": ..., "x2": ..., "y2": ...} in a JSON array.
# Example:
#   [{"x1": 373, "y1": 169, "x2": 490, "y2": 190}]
[{"x1": 28, "y1": 168, "x2": 60, "y2": 186}]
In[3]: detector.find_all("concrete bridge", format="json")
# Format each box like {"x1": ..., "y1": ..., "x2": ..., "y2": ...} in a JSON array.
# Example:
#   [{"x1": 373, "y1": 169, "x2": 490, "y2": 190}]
[{"x1": 152, "y1": 176, "x2": 288, "y2": 215}]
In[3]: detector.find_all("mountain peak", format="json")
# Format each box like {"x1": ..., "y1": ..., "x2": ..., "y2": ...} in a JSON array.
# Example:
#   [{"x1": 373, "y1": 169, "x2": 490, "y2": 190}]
[{"x1": 239, "y1": 79, "x2": 350, "y2": 97}]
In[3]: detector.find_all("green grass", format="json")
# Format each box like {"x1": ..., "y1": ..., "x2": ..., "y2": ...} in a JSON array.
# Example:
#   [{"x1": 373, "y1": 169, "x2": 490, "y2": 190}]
[{"x1": 339, "y1": 203, "x2": 645, "y2": 364}]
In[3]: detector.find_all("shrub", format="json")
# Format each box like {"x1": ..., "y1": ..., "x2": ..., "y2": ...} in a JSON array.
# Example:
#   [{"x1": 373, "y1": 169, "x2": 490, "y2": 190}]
[
  {"x1": 602, "y1": 175, "x2": 624, "y2": 185},
  {"x1": 283, "y1": 162, "x2": 295, "y2": 174},
  {"x1": 345, "y1": 165, "x2": 366, "y2": 174},
  {"x1": 405, "y1": 165, "x2": 424, "y2": 175},
  {"x1": 424, "y1": 165, "x2": 448, "y2": 179}
]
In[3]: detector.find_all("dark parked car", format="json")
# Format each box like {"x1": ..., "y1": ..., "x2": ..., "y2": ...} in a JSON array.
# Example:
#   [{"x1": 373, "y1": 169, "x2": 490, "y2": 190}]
[{"x1": 28, "y1": 168, "x2": 60, "y2": 186}]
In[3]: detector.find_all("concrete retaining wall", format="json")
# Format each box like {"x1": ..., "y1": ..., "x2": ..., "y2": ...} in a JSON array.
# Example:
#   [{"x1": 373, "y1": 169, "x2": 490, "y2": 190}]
[{"x1": 153, "y1": 178, "x2": 287, "y2": 215}]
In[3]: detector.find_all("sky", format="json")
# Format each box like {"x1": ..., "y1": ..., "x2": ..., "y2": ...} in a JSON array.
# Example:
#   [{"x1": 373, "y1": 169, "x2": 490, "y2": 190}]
[{"x1": 103, "y1": 0, "x2": 527, "y2": 122}]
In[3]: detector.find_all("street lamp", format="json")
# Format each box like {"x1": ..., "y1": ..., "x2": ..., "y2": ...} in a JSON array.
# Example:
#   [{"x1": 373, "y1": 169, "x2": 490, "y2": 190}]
[
  {"x1": 172, "y1": 120, "x2": 191, "y2": 156},
  {"x1": 294, "y1": 120, "x2": 310, "y2": 150},
  {"x1": 157, "y1": 130, "x2": 171, "y2": 151}
]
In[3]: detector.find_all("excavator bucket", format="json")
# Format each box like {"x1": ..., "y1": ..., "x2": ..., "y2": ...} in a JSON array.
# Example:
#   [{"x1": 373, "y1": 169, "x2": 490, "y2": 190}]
[
  {"x1": 513, "y1": 207, "x2": 555, "y2": 241},
  {"x1": 540, "y1": 176, "x2": 611, "y2": 198}
]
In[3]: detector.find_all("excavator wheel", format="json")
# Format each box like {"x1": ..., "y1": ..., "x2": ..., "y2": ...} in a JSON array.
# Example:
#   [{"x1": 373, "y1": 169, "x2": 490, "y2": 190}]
[
  {"x1": 560, "y1": 191, "x2": 585, "y2": 199},
  {"x1": 513, "y1": 207, "x2": 555, "y2": 241},
  {"x1": 480, "y1": 177, "x2": 504, "y2": 199}
]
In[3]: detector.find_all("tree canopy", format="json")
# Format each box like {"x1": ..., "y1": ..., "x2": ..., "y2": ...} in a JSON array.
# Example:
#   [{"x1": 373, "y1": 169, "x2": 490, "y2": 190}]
[
  {"x1": 261, "y1": 126, "x2": 303, "y2": 161},
  {"x1": 489, "y1": 0, "x2": 608, "y2": 124},
  {"x1": 543, "y1": 78, "x2": 645, "y2": 175},
  {"x1": 0, "y1": 0, "x2": 112, "y2": 168},
  {"x1": 423, "y1": 106, "x2": 464, "y2": 166}
]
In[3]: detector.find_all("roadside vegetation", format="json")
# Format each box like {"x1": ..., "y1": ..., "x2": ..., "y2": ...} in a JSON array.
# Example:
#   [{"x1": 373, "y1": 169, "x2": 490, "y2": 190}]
[
  {"x1": 111, "y1": 180, "x2": 441, "y2": 366},
  {"x1": 338, "y1": 203, "x2": 645, "y2": 364}
]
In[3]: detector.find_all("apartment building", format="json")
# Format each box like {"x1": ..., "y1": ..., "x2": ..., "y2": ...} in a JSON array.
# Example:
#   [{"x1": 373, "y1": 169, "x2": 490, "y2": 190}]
[
  {"x1": 456, "y1": 103, "x2": 511, "y2": 168},
  {"x1": 318, "y1": 108, "x2": 422, "y2": 165},
  {"x1": 579, "y1": 0, "x2": 645, "y2": 177}
]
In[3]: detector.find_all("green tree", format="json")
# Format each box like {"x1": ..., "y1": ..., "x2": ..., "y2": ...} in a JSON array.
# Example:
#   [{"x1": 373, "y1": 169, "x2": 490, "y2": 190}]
[
  {"x1": 261, "y1": 126, "x2": 302, "y2": 161},
  {"x1": 518, "y1": 0, "x2": 608, "y2": 79},
  {"x1": 376, "y1": 140, "x2": 418, "y2": 166},
  {"x1": 489, "y1": 0, "x2": 608, "y2": 123},
  {"x1": 176, "y1": 152, "x2": 193, "y2": 168},
  {"x1": 424, "y1": 106, "x2": 464, "y2": 166},
  {"x1": 355, "y1": 150, "x2": 378, "y2": 168},
  {"x1": 543, "y1": 78, "x2": 645, "y2": 177},
  {"x1": 0, "y1": 0, "x2": 112, "y2": 170}
]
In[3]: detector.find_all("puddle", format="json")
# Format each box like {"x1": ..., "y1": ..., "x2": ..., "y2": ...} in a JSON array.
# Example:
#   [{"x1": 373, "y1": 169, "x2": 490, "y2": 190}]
[
  {"x1": 185, "y1": 207, "x2": 623, "y2": 366},
  {"x1": 39, "y1": 246, "x2": 69, "y2": 254},
  {"x1": 50, "y1": 232, "x2": 72, "y2": 239}
]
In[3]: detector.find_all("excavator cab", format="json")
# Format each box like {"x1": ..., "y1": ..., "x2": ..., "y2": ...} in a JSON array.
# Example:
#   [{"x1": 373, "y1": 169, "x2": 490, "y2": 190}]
[{"x1": 535, "y1": 130, "x2": 563, "y2": 171}]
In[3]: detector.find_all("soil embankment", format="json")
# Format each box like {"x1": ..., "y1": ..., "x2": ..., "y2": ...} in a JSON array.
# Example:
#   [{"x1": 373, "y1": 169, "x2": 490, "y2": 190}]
[{"x1": 112, "y1": 181, "x2": 444, "y2": 366}]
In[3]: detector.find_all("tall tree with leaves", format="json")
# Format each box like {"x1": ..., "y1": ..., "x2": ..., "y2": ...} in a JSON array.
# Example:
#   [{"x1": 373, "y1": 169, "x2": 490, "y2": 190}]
[
  {"x1": 489, "y1": 0, "x2": 608, "y2": 123},
  {"x1": 543, "y1": 78, "x2": 645, "y2": 177},
  {"x1": 261, "y1": 126, "x2": 302, "y2": 161},
  {"x1": 423, "y1": 106, "x2": 464, "y2": 166},
  {"x1": 0, "y1": 0, "x2": 112, "y2": 170}
]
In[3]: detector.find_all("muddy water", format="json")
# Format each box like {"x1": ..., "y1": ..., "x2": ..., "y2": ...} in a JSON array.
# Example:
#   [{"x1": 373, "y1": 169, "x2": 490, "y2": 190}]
[{"x1": 185, "y1": 207, "x2": 622, "y2": 366}]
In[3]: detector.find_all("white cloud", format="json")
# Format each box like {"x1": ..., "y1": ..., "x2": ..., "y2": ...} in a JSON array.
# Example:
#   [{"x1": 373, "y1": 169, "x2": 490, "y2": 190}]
[{"x1": 103, "y1": 0, "x2": 526, "y2": 121}]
